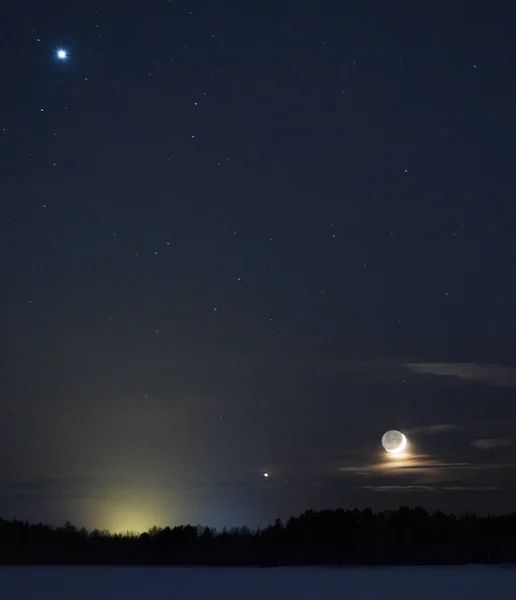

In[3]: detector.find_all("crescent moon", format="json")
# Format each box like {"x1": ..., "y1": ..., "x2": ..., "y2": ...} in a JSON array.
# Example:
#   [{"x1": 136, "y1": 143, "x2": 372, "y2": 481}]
[{"x1": 386, "y1": 433, "x2": 407, "y2": 454}]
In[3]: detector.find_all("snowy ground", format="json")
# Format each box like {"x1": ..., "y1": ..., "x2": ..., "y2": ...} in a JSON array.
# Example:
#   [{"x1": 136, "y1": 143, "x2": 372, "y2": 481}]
[{"x1": 1, "y1": 565, "x2": 514, "y2": 599}]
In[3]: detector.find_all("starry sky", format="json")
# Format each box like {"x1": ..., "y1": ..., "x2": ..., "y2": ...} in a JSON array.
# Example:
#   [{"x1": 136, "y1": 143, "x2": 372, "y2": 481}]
[{"x1": 1, "y1": 0, "x2": 516, "y2": 533}]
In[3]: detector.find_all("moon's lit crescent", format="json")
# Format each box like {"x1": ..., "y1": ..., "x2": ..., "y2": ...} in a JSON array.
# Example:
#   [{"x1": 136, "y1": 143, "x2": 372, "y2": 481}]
[
  {"x1": 389, "y1": 433, "x2": 407, "y2": 453},
  {"x1": 381, "y1": 430, "x2": 407, "y2": 453}
]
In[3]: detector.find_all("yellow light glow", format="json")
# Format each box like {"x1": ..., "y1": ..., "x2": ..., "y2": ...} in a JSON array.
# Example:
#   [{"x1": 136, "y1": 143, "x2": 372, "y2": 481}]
[
  {"x1": 106, "y1": 506, "x2": 158, "y2": 534},
  {"x1": 87, "y1": 491, "x2": 172, "y2": 535},
  {"x1": 385, "y1": 448, "x2": 410, "y2": 461}
]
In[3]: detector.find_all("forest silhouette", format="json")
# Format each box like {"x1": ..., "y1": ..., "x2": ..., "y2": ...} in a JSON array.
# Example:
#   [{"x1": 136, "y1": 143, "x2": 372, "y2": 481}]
[{"x1": 2, "y1": 506, "x2": 516, "y2": 566}]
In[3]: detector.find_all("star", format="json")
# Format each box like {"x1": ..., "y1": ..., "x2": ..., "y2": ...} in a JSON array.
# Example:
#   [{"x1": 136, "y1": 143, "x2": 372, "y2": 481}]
[{"x1": 56, "y1": 49, "x2": 68, "y2": 61}]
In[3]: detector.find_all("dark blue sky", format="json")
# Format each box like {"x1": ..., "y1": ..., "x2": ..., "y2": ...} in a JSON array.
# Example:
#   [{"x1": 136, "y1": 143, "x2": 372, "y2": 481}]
[{"x1": 1, "y1": 0, "x2": 516, "y2": 532}]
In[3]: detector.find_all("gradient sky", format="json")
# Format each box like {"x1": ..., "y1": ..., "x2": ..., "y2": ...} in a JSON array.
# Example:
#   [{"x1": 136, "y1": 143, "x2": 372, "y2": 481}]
[{"x1": 1, "y1": 0, "x2": 516, "y2": 533}]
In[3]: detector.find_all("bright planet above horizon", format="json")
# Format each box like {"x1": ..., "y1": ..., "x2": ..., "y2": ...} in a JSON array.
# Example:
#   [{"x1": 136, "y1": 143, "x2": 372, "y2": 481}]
[{"x1": 381, "y1": 430, "x2": 407, "y2": 454}]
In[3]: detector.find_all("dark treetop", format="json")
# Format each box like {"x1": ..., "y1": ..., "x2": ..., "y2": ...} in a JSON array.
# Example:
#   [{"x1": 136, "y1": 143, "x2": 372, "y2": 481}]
[{"x1": 2, "y1": 506, "x2": 516, "y2": 566}]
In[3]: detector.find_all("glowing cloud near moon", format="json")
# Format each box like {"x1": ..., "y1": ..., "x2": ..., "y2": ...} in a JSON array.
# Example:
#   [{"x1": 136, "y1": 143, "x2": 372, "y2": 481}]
[{"x1": 381, "y1": 430, "x2": 407, "y2": 454}]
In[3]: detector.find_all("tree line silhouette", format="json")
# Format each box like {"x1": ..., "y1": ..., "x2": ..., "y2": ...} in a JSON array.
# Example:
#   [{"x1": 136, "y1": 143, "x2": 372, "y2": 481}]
[{"x1": 2, "y1": 506, "x2": 516, "y2": 565}]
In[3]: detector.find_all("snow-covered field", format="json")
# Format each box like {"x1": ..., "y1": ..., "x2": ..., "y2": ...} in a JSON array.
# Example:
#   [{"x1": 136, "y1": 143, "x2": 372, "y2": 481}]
[{"x1": 1, "y1": 565, "x2": 514, "y2": 599}]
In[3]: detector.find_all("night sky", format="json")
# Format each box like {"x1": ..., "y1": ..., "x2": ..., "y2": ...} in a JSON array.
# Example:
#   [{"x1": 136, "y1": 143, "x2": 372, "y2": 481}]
[{"x1": 2, "y1": 0, "x2": 516, "y2": 533}]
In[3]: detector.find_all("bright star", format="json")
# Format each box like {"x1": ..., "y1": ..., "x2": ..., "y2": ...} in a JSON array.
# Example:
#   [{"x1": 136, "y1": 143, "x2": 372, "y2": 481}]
[{"x1": 56, "y1": 49, "x2": 68, "y2": 61}]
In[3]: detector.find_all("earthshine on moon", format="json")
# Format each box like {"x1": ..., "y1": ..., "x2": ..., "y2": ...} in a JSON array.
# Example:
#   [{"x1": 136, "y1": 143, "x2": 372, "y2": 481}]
[{"x1": 381, "y1": 430, "x2": 407, "y2": 454}]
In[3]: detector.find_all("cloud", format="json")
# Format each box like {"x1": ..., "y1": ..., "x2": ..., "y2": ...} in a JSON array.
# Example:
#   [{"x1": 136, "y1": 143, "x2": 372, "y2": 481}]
[
  {"x1": 340, "y1": 455, "x2": 509, "y2": 478},
  {"x1": 390, "y1": 461, "x2": 507, "y2": 471},
  {"x1": 441, "y1": 486, "x2": 502, "y2": 492},
  {"x1": 362, "y1": 485, "x2": 501, "y2": 493},
  {"x1": 362, "y1": 485, "x2": 434, "y2": 492},
  {"x1": 471, "y1": 438, "x2": 513, "y2": 450},
  {"x1": 408, "y1": 424, "x2": 458, "y2": 436},
  {"x1": 405, "y1": 362, "x2": 516, "y2": 388}
]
